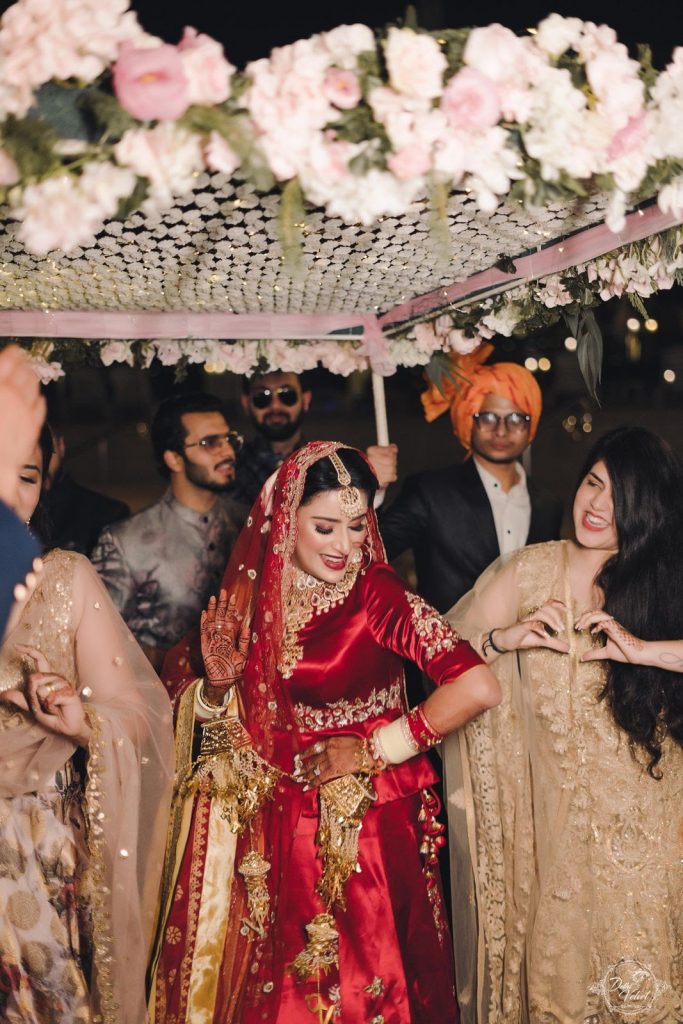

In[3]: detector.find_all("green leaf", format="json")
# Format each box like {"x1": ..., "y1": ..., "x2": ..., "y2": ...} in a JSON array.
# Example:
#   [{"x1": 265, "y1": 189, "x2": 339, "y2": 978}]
[
  {"x1": 424, "y1": 350, "x2": 470, "y2": 395},
  {"x1": 402, "y1": 5, "x2": 419, "y2": 30},
  {"x1": 277, "y1": 178, "x2": 305, "y2": 276},
  {"x1": 179, "y1": 104, "x2": 235, "y2": 140},
  {"x1": 115, "y1": 175, "x2": 148, "y2": 221},
  {"x1": 78, "y1": 88, "x2": 137, "y2": 141},
  {"x1": 1, "y1": 115, "x2": 60, "y2": 180},
  {"x1": 576, "y1": 309, "x2": 603, "y2": 401},
  {"x1": 427, "y1": 176, "x2": 450, "y2": 266},
  {"x1": 637, "y1": 44, "x2": 659, "y2": 96},
  {"x1": 626, "y1": 291, "x2": 649, "y2": 319}
]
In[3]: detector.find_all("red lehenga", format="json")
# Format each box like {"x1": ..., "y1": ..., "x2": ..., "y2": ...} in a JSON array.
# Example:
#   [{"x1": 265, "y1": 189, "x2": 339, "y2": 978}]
[{"x1": 150, "y1": 442, "x2": 481, "y2": 1024}]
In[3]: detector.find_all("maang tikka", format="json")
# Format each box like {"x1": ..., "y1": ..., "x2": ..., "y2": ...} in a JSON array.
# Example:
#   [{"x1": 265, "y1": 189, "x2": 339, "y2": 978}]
[{"x1": 328, "y1": 451, "x2": 366, "y2": 519}]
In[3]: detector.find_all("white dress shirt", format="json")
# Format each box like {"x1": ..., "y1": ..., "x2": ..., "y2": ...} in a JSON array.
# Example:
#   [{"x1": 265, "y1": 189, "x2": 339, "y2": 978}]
[{"x1": 474, "y1": 459, "x2": 531, "y2": 555}]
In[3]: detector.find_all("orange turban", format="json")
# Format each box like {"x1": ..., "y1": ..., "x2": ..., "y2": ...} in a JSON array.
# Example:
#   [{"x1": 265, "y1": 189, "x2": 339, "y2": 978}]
[{"x1": 421, "y1": 344, "x2": 543, "y2": 452}]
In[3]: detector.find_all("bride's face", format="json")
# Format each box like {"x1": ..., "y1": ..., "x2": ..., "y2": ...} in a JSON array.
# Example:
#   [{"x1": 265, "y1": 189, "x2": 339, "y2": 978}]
[
  {"x1": 293, "y1": 489, "x2": 368, "y2": 584},
  {"x1": 572, "y1": 459, "x2": 618, "y2": 554},
  {"x1": 14, "y1": 442, "x2": 43, "y2": 525}
]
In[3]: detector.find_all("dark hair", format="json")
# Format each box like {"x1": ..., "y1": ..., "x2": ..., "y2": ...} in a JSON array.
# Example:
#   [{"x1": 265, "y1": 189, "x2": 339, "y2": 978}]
[
  {"x1": 576, "y1": 427, "x2": 683, "y2": 776},
  {"x1": 150, "y1": 392, "x2": 229, "y2": 477},
  {"x1": 300, "y1": 447, "x2": 378, "y2": 509},
  {"x1": 29, "y1": 423, "x2": 54, "y2": 549},
  {"x1": 241, "y1": 371, "x2": 311, "y2": 396}
]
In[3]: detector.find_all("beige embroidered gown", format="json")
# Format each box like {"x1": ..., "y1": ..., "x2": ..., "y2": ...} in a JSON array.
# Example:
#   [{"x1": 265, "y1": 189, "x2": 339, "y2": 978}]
[
  {"x1": 444, "y1": 541, "x2": 683, "y2": 1024},
  {"x1": 0, "y1": 549, "x2": 174, "y2": 1024}
]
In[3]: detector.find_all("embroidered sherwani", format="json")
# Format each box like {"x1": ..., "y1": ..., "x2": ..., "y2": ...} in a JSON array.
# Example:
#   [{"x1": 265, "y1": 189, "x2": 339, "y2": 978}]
[{"x1": 152, "y1": 562, "x2": 481, "y2": 1024}]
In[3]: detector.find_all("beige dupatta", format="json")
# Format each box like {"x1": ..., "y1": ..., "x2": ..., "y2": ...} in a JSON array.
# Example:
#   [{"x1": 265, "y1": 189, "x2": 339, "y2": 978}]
[
  {"x1": 444, "y1": 541, "x2": 683, "y2": 1024},
  {"x1": 0, "y1": 549, "x2": 175, "y2": 1024}
]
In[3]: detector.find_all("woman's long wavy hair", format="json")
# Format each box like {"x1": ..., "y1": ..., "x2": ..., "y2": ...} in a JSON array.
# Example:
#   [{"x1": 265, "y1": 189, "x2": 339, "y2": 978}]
[{"x1": 577, "y1": 427, "x2": 683, "y2": 776}]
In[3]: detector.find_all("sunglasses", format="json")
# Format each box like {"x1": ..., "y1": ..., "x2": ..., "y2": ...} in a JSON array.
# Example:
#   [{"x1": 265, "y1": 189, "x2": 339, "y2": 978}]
[
  {"x1": 250, "y1": 386, "x2": 300, "y2": 410},
  {"x1": 473, "y1": 411, "x2": 531, "y2": 433},
  {"x1": 183, "y1": 430, "x2": 243, "y2": 454}
]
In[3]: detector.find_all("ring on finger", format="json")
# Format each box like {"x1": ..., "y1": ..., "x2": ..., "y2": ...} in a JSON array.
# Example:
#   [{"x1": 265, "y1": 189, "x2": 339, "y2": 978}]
[
  {"x1": 41, "y1": 681, "x2": 60, "y2": 696},
  {"x1": 313, "y1": 741, "x2": 324, "y2": 754},
  {"x1": 313, "y1": 765, "x2": 321, "y2": 777}
]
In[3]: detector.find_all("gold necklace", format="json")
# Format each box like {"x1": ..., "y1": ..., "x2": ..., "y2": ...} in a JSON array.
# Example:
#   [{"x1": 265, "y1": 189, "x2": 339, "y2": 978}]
[{"x1": 278, "y1": 563, "x2": 360, "y2": 678}]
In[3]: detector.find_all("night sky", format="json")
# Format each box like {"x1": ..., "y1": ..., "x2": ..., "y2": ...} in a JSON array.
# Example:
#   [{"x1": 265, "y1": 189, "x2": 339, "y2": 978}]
[
  {"x1": 0, "y1": 0, "x2": 675, "y2": 68},
  {"x1": 125, "y1": 0, "x2": 678, "y2": 69}
]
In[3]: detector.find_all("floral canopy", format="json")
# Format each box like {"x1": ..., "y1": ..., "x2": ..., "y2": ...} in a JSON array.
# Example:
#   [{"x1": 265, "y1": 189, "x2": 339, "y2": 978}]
[{"x1": 0, "y1": 0, "x2": 682, "y2": 387}]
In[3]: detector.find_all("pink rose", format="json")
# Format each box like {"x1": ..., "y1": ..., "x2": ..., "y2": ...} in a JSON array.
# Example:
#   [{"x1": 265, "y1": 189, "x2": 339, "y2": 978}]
[
  {"x1": 204, "y1": 131, "x2": 239, "y2": 175},
  {"x1": 464, "y1": 24, "x2": 529, "y2": 84},
  {"x1": 0, "y1": 149, "x2": 19, "y2": 186},
  {"x1": 113, "y1": 42, "x2": 190, "y2": 121},
  {"x1": 323, "y1": 68, "x2": 361, "y2": 109},
  {"x1": 384, "y1": 28, "x2": 447, "y2": 99},
  {"x1": 387, "y1": 144, "x2": 432, "y2": 179},
  {"x1": 440, "y1": 68, "x2": 501, "y2": 132},
  {"x1": 177, "y1": 26, "x2": 234, "y2": 106},
  {"x1": 607, "y1": 113, "x2": 647, "y2": 161}
]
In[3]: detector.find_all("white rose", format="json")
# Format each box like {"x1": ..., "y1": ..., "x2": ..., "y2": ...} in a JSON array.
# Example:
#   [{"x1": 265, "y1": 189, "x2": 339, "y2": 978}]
[
  {"x1": 535, "y1": 14, "x2": 584, "y2": 57},
  {"x1": 464, "y1": 24, "x2": 529, "y2": 84},
  {"x1": 384, "y1": 28, "x2": 447, "y2": 99}
]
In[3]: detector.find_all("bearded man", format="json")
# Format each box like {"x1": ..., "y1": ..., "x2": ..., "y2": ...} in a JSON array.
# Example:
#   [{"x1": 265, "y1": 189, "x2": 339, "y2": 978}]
[
  {"x1": 233, "y1": 370, "x2": 398, "y2": 506},
  {"x1": 91, "y1": 393, "x2": 245, "y2": 670},
  {"x1": 380, "y1": 347, "x2": 562, "y2": 613}
]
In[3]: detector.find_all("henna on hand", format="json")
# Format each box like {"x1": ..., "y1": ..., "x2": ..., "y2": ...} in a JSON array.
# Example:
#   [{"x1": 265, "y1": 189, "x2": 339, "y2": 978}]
[{"x1": 201, "y1": 590, "x2": 251, "y2": 688}]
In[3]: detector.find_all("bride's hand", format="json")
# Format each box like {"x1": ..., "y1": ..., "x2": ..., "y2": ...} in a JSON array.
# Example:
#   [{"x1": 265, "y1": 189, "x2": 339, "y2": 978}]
[
  {"x1": 293, "y1": 736, "x2": 364, "y2": 788},
  {"x1": 493, "y1": 599, "x2": 569, "y2": 655},
  {"x1": 575, "y1": 610, "x2": 645, "y2": 664},
  {"x1": 201, "y1": 590, "x2": 251, "y2": 704},
  {"x1": 0, "y1": 644, "x2": 91, "y2": 746}
]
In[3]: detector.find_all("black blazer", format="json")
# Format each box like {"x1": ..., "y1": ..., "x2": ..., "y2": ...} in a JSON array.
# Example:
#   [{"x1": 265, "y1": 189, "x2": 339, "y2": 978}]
[
  {"x1": 379, "y1": 459, "x2": 563, "y2": 613},
  {"x1": 0, "y1": 501, "x2": 39, "y2": 635}
]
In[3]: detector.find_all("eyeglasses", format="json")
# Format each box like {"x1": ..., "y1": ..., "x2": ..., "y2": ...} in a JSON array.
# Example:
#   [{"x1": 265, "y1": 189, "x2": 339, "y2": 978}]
[
  {"x1": 473, "y1": 411, "x2": 531, "y2": 433},
  {"x1": 183, "y1": 430, "x2": 243, "y2": 454},
  {"x1": 250, "y1": 386, "x2": 300, "y2": 410}
]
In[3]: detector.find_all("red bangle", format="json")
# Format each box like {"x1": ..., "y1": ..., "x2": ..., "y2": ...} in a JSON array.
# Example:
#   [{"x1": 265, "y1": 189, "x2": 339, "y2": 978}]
[{"x1": 405, "y1": 703, "x2": 443, "y2": 752}]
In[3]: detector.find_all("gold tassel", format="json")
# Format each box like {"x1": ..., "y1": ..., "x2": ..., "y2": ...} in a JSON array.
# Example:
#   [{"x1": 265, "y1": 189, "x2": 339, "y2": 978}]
[
  {"x1": 290, "y1": 913, "x2": 339, "y2": 982},
  {"x1": 238, "y1": 850, "x2": 271, "y2": 939},
  {"x1": 176, "y1": 717, "x2": 280, "y2": 835},
  {"x1": 316, "y1": 773, "x2": 376, "y2": 910}
]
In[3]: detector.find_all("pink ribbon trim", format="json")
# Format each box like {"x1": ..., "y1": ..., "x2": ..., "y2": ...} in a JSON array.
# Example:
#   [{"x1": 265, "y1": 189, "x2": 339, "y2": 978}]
[{"x1": 0, "y1": 203, "x2": 680, "y2": 344}]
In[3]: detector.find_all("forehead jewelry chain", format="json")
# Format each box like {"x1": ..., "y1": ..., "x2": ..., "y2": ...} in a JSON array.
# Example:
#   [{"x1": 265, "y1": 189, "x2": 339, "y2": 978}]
[{"x1": 328, "y1": 451, "x2": 365, "y2": 519}]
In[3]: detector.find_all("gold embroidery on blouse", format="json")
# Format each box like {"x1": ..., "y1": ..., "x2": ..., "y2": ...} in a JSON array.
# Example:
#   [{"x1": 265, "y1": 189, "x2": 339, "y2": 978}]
[
  {"x1": 294, "y1": 681, "x2": 403, "y2": 731},
  {"x1": 278, "y1": 564, "x2": 359, "y2": 679},
  {"x1": 405, "y1": 592, "x2": 461, "y2": 659}
]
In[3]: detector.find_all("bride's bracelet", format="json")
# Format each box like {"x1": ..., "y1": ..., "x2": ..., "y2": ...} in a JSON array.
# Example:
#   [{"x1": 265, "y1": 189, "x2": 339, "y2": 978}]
[
  {"x1": 370, "y1": 704, "x2": 444, "y2": 765},
  {"x1": 195, "y1": 679, "x2": 230, "y2": 718},
  {"x1": 356, "y1": 735, "x2": 387, "y2": 775}
]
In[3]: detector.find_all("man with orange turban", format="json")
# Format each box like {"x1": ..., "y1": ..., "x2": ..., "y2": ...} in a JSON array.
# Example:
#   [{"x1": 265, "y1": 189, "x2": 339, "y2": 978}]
[{"x1": 380, "y1": 345, "x2": 562, "y2": 614}]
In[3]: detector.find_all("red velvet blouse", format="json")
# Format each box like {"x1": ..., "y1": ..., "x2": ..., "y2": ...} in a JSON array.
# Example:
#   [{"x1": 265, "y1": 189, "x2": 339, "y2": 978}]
[{"x1": 280, "y1": 562, "x2": 483, "y2": 803}]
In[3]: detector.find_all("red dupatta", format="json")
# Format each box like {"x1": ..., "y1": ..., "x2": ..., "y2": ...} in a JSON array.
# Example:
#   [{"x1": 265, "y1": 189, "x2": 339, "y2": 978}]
[{"x1": 160, "y1": 441, "x2": 385, "y2": 1019}]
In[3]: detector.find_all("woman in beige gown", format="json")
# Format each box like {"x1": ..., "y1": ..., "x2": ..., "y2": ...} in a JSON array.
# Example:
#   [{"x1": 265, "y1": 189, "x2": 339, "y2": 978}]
[
  {"x1": 0, "y1": 427, "x2": 174, "y2": 1023},
  {"x1": 445, "y1": 426, "x2": 683, "y2": 1024}
]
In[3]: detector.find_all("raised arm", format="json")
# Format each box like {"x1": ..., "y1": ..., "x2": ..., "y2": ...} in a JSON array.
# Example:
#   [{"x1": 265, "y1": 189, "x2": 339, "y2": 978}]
[{"x1": 576, "y1": 610, "x2": 683, "y2": 671}]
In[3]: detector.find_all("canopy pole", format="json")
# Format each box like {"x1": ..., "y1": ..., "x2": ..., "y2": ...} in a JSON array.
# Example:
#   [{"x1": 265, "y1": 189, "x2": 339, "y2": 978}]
[{"x1": 371, "y1": 372, "x2": 389, "y2": 445}]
